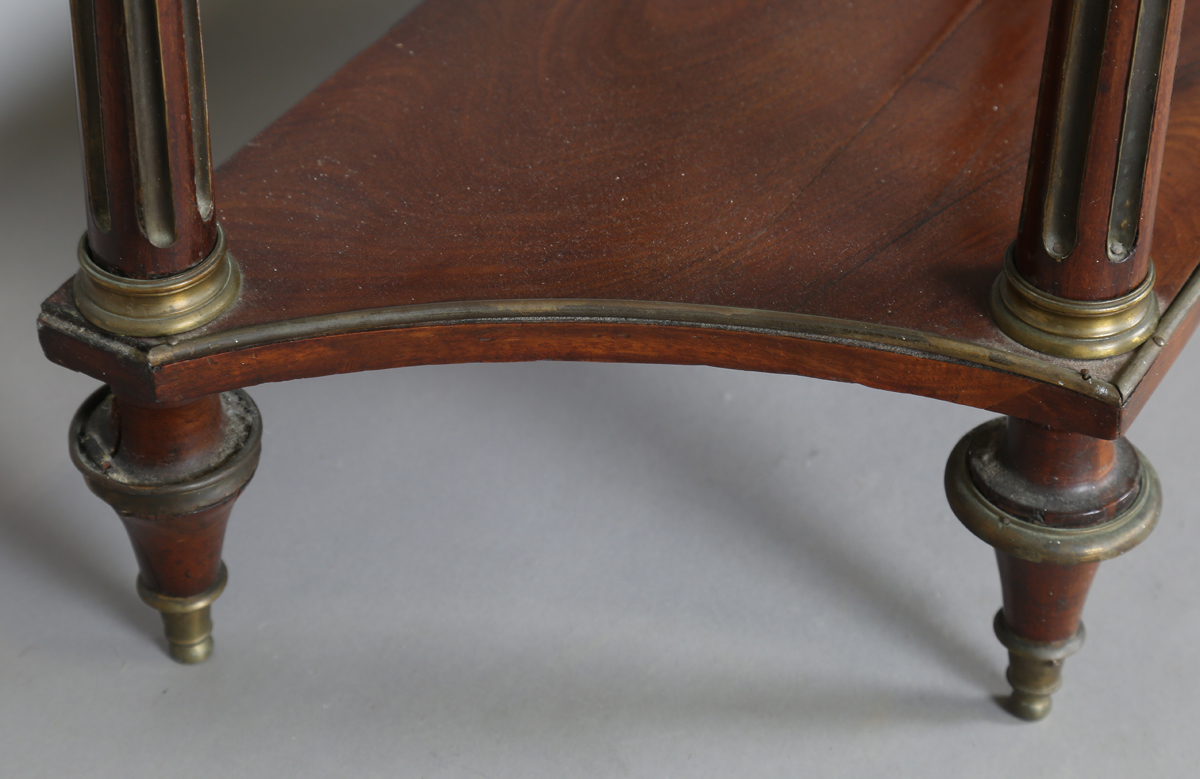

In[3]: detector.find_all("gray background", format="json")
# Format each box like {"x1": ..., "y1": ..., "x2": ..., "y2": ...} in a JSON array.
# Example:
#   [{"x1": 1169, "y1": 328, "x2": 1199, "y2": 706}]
[{"x1": 2, "y1": 1, "x2": 1198, "y2": 776}]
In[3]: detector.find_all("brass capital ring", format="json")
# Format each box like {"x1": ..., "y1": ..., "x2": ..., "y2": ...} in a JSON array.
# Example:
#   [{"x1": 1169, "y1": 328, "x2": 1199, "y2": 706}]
[
  {"x1": 990, "y1": 244, "x2": 1159, "y2": 359},
  {"x1": 944, "y1": 421, "x2": 1161, "y2": 566},
  {"x1": 73, "y1": 224, "x2": 241, "y2": 337}
]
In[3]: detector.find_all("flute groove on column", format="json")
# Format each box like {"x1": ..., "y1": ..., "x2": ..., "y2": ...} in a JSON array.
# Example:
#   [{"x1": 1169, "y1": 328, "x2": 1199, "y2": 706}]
[
  {"x1": 69, "y1": 0, "x2": 239, "y2": 336},
  {"x1": 991, "y1": 0, "x2": 1184, "y2": 359}
]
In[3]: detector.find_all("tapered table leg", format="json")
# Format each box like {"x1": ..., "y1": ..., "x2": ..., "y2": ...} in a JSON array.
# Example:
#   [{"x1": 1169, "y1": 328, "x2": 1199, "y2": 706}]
[
  {"x1": 69, "y1": 386, "x2": 261, "y2": 662},
  {"x1": 945, "y1": 417, "x2": 1160, "y2": 719}
]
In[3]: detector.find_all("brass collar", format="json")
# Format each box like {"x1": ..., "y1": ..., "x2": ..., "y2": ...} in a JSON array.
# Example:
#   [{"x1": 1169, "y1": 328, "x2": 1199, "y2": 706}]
[
  {"x1": 990, "y1": 245, "x2": 1159, "y2": 359},
  {"x1": 73, "y1": 224, "x2": 241, "y2": 337}
]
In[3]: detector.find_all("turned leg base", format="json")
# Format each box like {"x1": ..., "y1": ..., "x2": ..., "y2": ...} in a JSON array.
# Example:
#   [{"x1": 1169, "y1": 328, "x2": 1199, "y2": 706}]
[
  {"x1": 69, "y1": 386, "x2": 260, "y2": 662},
  {"x1": 945, "y1": 417, "x2": 1160, "y2": 719}
]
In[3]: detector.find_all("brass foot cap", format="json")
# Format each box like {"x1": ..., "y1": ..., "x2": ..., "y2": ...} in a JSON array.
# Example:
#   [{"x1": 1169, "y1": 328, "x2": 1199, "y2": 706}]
[
  {"x1": 1007, "y1": 692, "x2": 1052, "y2": 721},
  {"x1": 137, "y1": 562, "x2": 228, "y2": 665},
  {"x1": 168, "y1": 634, "x2": 215, "y2": 665}
]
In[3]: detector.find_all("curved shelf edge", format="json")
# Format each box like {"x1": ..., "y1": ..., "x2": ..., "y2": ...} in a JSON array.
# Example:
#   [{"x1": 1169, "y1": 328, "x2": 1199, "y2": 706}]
[
  {"x1": 150, "y1": 298, "x2": 1116, "y2": 401},
  {"x1": 40, "y1": 290, "x2": 1147, "y2": 438}
]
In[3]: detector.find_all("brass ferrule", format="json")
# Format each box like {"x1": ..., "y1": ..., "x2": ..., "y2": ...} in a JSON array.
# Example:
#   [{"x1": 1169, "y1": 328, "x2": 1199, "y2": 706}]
[
  {"x1": 137, "y1": 562, "x2": 228, "y2": 664},
  {"x1": 994, "y1": 610, "x2": 1085, "y2": 721},
  {"x1": 990, "y1": 245, "x2": 1160, "y2": 359},
  {"x1": 73, "y1": 224, "x2": 241, "y2": 337}
]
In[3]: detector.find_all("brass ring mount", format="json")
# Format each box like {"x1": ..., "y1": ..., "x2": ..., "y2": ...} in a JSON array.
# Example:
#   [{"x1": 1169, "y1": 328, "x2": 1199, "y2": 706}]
[
  {"x1": 990, "y1": 245, "x2": 1160, "y2": 359},
  {"x1": 73, "y1": 224, "x2": 242, "y2": 337},
  {"x1": 68, "y1": 386, "x2": 262, "y2": 518},
  {"x1": 944, "y1": 420, "x2": 1161, "y2": 566},
  {"x1": 138, "y1": 562, "x2": 229, "y2": 664}
]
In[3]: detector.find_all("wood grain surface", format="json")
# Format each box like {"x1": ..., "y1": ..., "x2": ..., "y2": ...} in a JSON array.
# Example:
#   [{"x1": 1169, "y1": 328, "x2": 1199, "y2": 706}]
[{"x1": 39, "y1": 0, "x2": 1200, "y2": 437}]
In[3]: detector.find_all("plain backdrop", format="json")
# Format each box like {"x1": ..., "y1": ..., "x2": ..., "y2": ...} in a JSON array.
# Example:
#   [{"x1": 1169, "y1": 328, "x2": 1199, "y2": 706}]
[{"x1": 2, "y1": 1, "x2": 1199, "y2": 776}]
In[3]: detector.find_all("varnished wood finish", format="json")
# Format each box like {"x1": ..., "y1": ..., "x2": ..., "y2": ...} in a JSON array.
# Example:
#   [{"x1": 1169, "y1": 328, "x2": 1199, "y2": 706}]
[
  {"x1": 39, "y1": 0, "x2": 1200, "y2": 439},
  {"x1": 85, "y1": 392, "x2": 237, "y2": 598},
  {"x1": 39, "y1": 303, "x2": 1130, "y2": 438},
  {"x1": 998, "y1": 553, "x2": 1099, "y2": 643},
  {"x1": 1000, "y1": 419, "x2": 1119, "y2": 489},
  {"x1": 109, "y1": 395, "x2": 225, "y2": 473},
  {"x1": 120, "y1": 496, "x2": 235, "y2": 596},
  {"x1": 1014, "y1": 0, "x2": 1184, "y2": 300},
  {"x1": 71, "y1": 0, "x2": 216, "y2": 278},
  {"x1": 976, "y1": 417, "x2": 1143, "y2": 644}
]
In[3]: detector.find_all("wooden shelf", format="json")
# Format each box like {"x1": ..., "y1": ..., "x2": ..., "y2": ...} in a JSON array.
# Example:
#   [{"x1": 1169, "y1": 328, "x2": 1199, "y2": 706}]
[{"x1": 39, "y1": 0, "x2": 1200, "y2": 437}]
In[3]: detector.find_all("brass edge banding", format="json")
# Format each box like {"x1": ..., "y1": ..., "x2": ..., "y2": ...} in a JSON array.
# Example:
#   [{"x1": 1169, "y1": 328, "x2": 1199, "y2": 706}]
[
  {"x1": 68, "y1": 386, "x2": 262, "y2": 517},
  {"x1": 129, "y1": 298, "x2": 1119, "y2": 405},
  {"x1": 945, "y1": 420, "x2": 1161, "y2": 565},
  {"x1": 1115, "y1": 259, "x2": 1200, "y2": 398},
  {"x1": 73, "y1": 224, "x2": 241, "y2": 337},
  {"x1": 990, "y1": 245, "x2": 1160, "y2": 359}
]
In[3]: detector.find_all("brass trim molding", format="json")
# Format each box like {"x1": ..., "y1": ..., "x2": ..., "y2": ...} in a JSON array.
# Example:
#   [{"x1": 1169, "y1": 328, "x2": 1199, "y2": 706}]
[
  {"x1": 137, "y1": 563, "x2": 227, "y2": 615},
  {"x1": 51, "y1": 253, "x2": 1200, "y2": 410},
  {"x1": 991, "y1": 245, "x2": 1160, "y2": 359},
  {"x1": 994, "y1": 610, "x2": 1085, "y2": 663},
  {"x1": 73, "y1": 224, "x2": 241, "y2": 337},
  {"x1": 945, "y1": 420, "x2": 1161, "y2": 565},
  {"x1": 131, "y1": 297, "x2": 1120, "y2": 404},
  {"x1": 1114, "y1": 260, "x2": 1200, "y2": 398}
]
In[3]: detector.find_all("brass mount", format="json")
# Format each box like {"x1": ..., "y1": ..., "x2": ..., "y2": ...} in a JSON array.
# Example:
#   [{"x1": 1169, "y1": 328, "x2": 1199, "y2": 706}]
[
  {"x1": 73, "y1": 224, "x2": 241, "y2": 337},
  {"x1": 994, "y1": 610, "x2": 1085, "y2": 721},
  {"x1": 990, "y1": 245, "x2": 1160, "y2": 359},
  {"x1": 138, "y1": 562, "x2": 228, "y2": 664},
  {"x1": 944, "y1": 420, "x2": 1161, "y2": 566}
]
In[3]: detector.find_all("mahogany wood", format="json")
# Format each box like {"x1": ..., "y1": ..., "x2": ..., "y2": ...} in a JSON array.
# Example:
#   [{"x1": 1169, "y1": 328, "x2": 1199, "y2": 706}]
[
  {"x1": 38, "y1": 0, "x2": 1200, "y2": 440},
  {"x1": 1014, "y1": 0, "x2": 1184, "y2": 300},
  {"x1": 72, "y1": 0, "x2": 216, "y2": 278},
  {"x1": 979, "y1": 418, "x2": 1142, "y2": 644},
  {"x1": 37, "y1": 0, "x2": 1192, "y2": 714},
  {"x1": 119, "y1": 496, "x2": 235, "y2": 597},
  {"x1": 971, "y1": 418, "x2": 1141, "y2": 526},
  {"x1": 89, "y1": 392, "x2": 238, "y2": 598},
  {"x1": 109, "y1": 395, "x2": 226, "y2": 473},
  {"x1": 998, "y1": 553, "x2": 1099, "y2": 644},
  {"x1": 39, "y1": 305, "x2": 1129, "y2": 438}
]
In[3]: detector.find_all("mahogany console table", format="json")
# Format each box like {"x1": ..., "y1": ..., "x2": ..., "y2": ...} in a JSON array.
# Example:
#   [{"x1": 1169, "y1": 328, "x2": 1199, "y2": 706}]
[{"x1": 39, "y1": 0, "x2": 1199, "y2": 720}]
